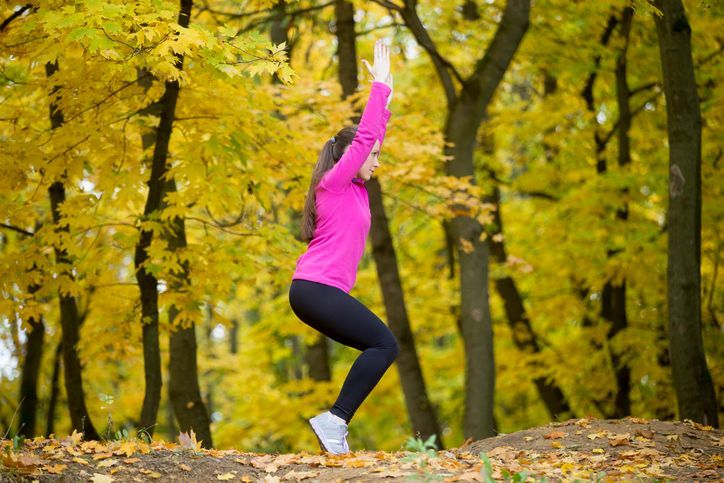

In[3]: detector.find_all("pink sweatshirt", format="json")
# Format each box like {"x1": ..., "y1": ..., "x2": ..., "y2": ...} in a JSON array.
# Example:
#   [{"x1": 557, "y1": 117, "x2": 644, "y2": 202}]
[{"x1": 292, "y1": 81, "x2": 392, "y2": 293}]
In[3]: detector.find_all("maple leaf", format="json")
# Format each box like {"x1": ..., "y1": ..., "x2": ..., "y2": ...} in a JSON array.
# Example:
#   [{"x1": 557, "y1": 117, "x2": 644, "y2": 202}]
[
  {"x1": 62, "y1": 430, "x2": 83, "y2": 447},
  {"x1": 217, "y1": 472, "x2": 236, "y2": 480},
  {"x1": 178, "y1": 430, "x2": 203, "y2": 451}
]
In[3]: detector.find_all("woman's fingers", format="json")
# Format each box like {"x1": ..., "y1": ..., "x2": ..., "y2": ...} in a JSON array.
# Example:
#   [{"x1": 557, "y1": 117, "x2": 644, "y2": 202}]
[
  {"x1": 361, "y1": 59, "x2": 374, "y2": 78},
  {"x1": 368, "y1": 39, "x2": 391, "y2": 83}
]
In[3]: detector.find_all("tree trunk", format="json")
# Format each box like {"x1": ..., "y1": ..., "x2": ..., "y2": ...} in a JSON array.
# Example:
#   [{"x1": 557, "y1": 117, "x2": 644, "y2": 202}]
[
  {"x1": 134, "y1": 66, "x2": 164, "y2": 436},
  {"x1": 334, "y1": 0, "x2": 357, "y2": 100},
  {"x1": 336, "y1": 0, "x2": 443, "y2": 445},
  {"x1": 18, "y1": 296, "x2": 44, "y2": 437},
  {"x1": 46, "y1": 341, "x2": 62, "y2": 436},
  {"x1": 487, "y1": 186, "x2": 572, "y2": 420},
  {"x1": 444, "y1": 120, "x2": 495, "y2": 438},
  {"x1": 367, "y1": 180, "x2": 445, "y2": 447},
  {"x1": 45, "y1": 60, "x2": 99, "y2": 440},
  {"x1": 391, "y1": 0, "x2": 530, "y2": 439},
  {"x1": 653, "y1": 0, "x2": 718, "y2": 427},
  {"x1": 229, "y1": 319, "x2": 240, "y2": 355},
  {"x1": 165, "y1": 179, "x2": 213, "y2": 448},
  {"x1": 603, "y1": 6, "x2": 634, "y2": 419}
]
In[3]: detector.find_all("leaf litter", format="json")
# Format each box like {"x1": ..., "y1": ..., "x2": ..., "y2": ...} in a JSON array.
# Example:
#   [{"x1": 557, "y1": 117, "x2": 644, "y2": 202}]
[{"x1": 0, "y1": 417, "x2": 721, "y2": 481}]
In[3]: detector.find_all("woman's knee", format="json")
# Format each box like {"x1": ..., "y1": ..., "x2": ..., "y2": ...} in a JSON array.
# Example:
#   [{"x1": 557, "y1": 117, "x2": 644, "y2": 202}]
[{"x1": 383, "y1": 334, "x2": 400, "y2": 364}]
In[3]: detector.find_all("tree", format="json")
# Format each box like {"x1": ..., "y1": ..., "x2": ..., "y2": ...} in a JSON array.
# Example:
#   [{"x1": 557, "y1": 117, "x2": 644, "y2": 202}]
[
  {"x1": 653, "y1": 0, "x2": 718, "y2": 427},
  {"x1": 374, "y1": 0, "x2": 532, "y2": 439}
]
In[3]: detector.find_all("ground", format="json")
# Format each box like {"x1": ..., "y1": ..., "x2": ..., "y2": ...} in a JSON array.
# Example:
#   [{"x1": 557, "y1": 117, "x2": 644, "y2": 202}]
[{"x1": 1, "y1": 417, "x2": 722, "y2": 481}]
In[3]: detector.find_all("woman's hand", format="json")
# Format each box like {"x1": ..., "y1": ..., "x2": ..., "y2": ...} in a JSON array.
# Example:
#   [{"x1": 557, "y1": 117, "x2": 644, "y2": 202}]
[{"x1": 361, "y1": 39, "x2": 391, "y2": 87}]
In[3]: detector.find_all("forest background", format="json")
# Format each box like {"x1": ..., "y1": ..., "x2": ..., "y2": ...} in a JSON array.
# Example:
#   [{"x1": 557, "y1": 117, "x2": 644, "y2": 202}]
[{"x1": 0, "y1": 0, "x2": 721, "y2": 454}]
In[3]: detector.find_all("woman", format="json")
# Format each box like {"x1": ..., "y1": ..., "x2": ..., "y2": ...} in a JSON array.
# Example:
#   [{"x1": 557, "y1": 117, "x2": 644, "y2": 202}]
[{"x1": 288, "y1": 40, "x2": 398, "y2": 455}]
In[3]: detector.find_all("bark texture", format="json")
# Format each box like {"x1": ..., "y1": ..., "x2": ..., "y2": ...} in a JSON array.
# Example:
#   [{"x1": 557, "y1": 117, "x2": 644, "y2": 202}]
[{"x1": 653, "y1": 0, "x2": 717, "y2": 427}]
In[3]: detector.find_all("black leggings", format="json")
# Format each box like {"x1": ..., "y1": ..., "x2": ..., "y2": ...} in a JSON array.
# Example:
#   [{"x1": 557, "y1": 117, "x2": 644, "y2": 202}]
[{"x1": 288, "y1": 279, "x2": 399, "y2": 423}]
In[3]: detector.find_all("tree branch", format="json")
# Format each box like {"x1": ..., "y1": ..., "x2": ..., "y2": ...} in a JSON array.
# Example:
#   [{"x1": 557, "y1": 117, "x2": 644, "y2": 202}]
[
  {"x1": 0, "y1": 4, "x2": 32, "y2": 32},
  {"x1": 0, "y1": 223, "x2": 34, "y2": 237}
]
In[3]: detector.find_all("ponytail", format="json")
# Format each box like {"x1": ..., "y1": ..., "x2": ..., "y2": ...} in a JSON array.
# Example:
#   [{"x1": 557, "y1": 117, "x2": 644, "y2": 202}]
[{"x1": 300, "y1": 126, "x2": 358, "y2": 242}]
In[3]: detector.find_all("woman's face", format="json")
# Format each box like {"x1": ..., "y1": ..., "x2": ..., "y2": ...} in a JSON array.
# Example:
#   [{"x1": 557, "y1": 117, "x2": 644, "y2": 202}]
[{"x1": 353, "y1": 140, "x2": 381, "y2": 181}]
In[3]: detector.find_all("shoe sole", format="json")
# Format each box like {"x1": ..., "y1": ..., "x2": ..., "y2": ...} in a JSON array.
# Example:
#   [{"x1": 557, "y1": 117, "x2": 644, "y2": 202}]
[{"x1": 308, "y1": 418, "x2": 345, "y2": 455}]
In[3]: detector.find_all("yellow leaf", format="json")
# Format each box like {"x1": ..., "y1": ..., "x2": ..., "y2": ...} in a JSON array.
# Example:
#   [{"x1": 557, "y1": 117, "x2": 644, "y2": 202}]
[
  {"x1": 217, "y1": 472, "x2": 236, "y2": 480},
  {"x1": 117, "y1": 442, "x2": 136, "y2": 457},
  {"x1": 180, "y1": 463, "x2": 192, "y2": 471},
  {"x1": 73, "y1": 457, "x2": 90, "y2": 465},
  {"x1": 44, "y1": 464, "x2": 67, "y2": 474},
  {"x1": 178, "y1": 430, "x2": 202, "y2": 451},
  {"x1": 140, "y1": 468, "x2": 162, "y2": 478},
  {"x1": 91, "y1": 474, "x2": 114, "y2": 483}
]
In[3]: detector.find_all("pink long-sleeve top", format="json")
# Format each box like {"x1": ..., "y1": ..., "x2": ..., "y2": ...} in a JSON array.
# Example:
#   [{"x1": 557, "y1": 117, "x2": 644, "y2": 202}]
[{"x1": 292, "y1": 81, "x2": 392, "y2": 293}]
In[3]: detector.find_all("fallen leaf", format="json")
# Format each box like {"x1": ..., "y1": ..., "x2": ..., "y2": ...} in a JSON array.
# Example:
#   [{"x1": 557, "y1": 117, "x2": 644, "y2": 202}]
[
  {"x1": 588, "y1": 432, "x2": 606, "y2": 440},
  {"x1": 241, "y1": 476, "x2": 253, "y2": 482},
  {"x1": 217, "y1": 472, "x2": 236, "y2": 480},
  {"x1": 139, "y1": 468, "x2": 162, "y2": 478},
  {"x1": 370, "y1": 468, "x2": 413, "y2": 478},
  {"x1": 179, "y1": 463, "x2": 192, "y2": 472},
  {"x1": 62, "y1": 430, "x2": 83, "y2": 447},
  {"x1": 73, "y1": 457, "x2": 90, "y2": 465},
  {"x1": 178, "y1": 430, "x2": 202, "y2": 451},
  {"x1": 93, "y1": 452, "x2": 114, "y2": 460},
  {"x1": 446, "y1": 470, "x2": 484, "y2": 481},
  {"x1": 685, "y1": 419, "x2": 714, "y2": 431},
  {"x1": 544, "y1": 431, "x2": 567, "y2": 439},
  {"x1": 91, "y1": 474, "x2": 114, "y2": 483},
  {"x1": 123, "y1": 458, "x2": 141, "y2": 464},
  {"x1": 97, "y1": 458, "x2": 118, "y2": 468},
  {"x1": 282, "y1": 469, "x2": 319, "y2": 481},
  {"x1": 116, "y1": 442, "x2": 136, "y2": 458},
  {"x1": 44, "y1": 463, "x2": 67, "y2": 474},
  {"x1": 608, "y1": 435, "x2": 631, "y2": 447},
  {"x1": 82, "y1": 441, "x2": 103, "y2": 453}
]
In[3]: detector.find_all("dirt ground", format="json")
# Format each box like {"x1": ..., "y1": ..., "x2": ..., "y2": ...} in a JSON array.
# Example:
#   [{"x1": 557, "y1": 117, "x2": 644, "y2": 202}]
[{"x1": 1, "y1": 416, "x2": 722, "y2": 481}]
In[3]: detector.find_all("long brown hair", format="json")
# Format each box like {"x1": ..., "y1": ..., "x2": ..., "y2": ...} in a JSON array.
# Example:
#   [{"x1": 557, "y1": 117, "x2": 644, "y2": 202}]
[{"x1": 300, "y1": 126, "x2": 358, "y2": 242}]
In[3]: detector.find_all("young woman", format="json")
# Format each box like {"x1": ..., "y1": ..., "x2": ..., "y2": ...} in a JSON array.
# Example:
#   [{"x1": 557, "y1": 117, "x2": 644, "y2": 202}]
[{"x1": 288, "y1": 40, "x2": 398, "y2": 455}]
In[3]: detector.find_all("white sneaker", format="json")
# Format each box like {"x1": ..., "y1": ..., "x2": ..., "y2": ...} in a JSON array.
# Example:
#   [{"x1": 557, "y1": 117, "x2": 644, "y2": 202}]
[{"x1": 308, "y1": 411, "x2": 350, "y2": 454}]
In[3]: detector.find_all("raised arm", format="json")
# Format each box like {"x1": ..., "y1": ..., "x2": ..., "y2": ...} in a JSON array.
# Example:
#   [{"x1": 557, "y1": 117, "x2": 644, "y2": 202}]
[{"x1": 321, "y1": 81, "x2": 391, "y2": 192}]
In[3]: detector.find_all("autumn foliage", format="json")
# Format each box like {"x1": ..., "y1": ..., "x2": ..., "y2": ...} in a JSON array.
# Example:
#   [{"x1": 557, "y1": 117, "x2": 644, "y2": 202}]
[{"x1": 0, "y1": 0, "x2": 721, "y2": 474}]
